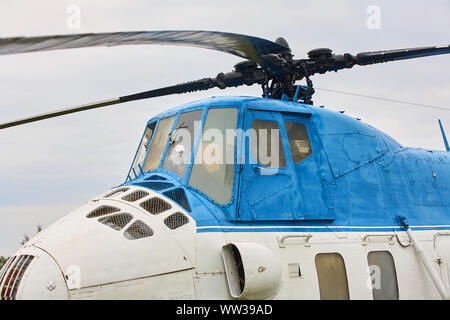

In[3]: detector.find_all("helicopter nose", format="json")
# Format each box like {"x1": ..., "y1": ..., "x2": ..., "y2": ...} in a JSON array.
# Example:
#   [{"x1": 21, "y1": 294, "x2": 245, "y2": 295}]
[{"x1": 0, "y1": 247, "x2": 68, "y2": 300}]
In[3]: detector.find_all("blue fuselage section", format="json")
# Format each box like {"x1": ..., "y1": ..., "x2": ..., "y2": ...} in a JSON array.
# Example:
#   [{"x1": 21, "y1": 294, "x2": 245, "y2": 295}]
[{"x1": 124, "y1": 96, "x2": 450, "y2": 233}]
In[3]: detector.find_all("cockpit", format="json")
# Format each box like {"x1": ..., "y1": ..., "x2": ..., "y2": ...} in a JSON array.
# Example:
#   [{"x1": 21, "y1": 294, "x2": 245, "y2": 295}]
[
  {"x1": 127, "y1": 105, "x2": 238, "y2": 205},
  {"x1": 125, "y1": 95, "x2": 397, "y2": 223},
  {"x1": 124, "y1": 97, "x2": 333, "y2": 222}
]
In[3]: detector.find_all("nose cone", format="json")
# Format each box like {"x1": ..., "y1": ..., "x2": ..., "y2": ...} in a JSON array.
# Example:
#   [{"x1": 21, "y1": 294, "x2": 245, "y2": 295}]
[
  {"x1": 0, "y1": 247, "x2": 68, "y2": 300},
  {"x1": 9, "y1": 185, "x2": 195, "y2": 298}
]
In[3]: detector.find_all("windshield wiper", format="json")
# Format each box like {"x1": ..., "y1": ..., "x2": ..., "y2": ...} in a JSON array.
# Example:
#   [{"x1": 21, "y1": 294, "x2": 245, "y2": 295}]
[{"x1": 168, "y1": 122, "x2": 188, "y2": 145}]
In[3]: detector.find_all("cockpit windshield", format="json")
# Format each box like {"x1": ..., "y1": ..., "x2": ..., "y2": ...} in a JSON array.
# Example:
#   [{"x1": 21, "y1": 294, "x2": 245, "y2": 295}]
[
  {"x1": 142, "y1": 116, "x2": 175, "y2": 172},
  {"x1": 162, "y1": 109, "x2": 203, "y2": 178},
  {"x1": 128, "y1": 107, "x2": 238, "y2": 205},
  {"x1": 189, "y1": 108, "x2": 238, "y2": 204},
  {"x1": 129, "y1": 122, "x2": 156, "y2": 178}
]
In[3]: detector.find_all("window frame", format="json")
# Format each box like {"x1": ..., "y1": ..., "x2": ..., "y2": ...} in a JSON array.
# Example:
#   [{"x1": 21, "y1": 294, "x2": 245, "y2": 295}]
[
  {"x1": 249, "y1": 119, "x2": 287, "y2": 168},
  {"x1": 284, "y1": 120, "x2": 313, "y2": 164},
  {"x1": 367, "y1": 250, "x2": 399, "y2": 300},
  {"x1": 281, "y1": 114, "x2": 314, "y2": 165},
  {"x1": 186, "y1": 106, "x2": 240, "y2": 207},
  {"x1": 314, "y1": 252, "x2": 350, "y2": 300},
  {"x1": 126, "y1": 120, "x2": 158, "y2": 181},
  {"x1": 139, "y1": 115, "x2": 177, "y2": 174},
  {"x1": 127, "y1": 104, "x2": 244, "y2": 209},
  {"x1": 161, "y1": 109, "x2": 204, "y2": 179}
]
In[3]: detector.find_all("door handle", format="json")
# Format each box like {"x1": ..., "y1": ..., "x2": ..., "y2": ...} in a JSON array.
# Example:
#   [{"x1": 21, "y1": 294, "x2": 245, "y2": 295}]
[{"x1": 252, "y1": 165, "x2": 280, "y2": 175}]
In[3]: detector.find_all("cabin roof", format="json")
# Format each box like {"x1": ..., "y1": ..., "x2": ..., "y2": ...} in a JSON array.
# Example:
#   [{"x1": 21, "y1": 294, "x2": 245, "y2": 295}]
[
  {"x1": 145, "y1": 96, "x2": 402, "y2": 149},
  {"x1": 146, "y1": 96, "x2": 314, "y2": 125}
]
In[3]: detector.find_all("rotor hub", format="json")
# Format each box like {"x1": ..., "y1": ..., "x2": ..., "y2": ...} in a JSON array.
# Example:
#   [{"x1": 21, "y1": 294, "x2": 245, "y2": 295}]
[{"x1": 307, "y1": 48, "x2": 333, "y2": 60}]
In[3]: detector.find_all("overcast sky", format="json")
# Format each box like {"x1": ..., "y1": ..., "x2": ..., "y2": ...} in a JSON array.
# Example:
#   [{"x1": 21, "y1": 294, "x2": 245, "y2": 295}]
[{"x1": 0, "y1": 0, "x2": 449, "y2": 256}]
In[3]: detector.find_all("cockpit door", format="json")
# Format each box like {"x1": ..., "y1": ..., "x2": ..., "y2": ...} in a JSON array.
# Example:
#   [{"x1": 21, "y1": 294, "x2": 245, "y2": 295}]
[{"x1": 238, "y1": 109, "x2": 303, "y2": 221}]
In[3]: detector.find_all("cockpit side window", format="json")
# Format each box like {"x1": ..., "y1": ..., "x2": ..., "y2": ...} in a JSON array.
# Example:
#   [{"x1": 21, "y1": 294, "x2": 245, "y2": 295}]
[
  {"x1": 188, "y1": 108, "x2": 238, "y2": 205},
  {"x1": 162, "y1": 109, "x2": 203, "y2": 178},
  {"x1": 250, "y1": 120, "x2": 286, "y2": 167},
  {"x1": 129, "y1": 122, "x2": 156, "y2": 178},
  {"x1": 142, "y1": 116, "x2": 175, "y2": 172},
  {"x1": 285, "y1": 121, "x2": 312, "y2": 163}
]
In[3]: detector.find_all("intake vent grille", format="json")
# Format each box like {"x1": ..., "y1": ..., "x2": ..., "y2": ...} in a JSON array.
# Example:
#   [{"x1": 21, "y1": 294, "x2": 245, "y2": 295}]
[
  {"x1": 164, "y1": 212, "x2": 189, "y2": 230},
  {"x1": 124, "y1": 220, "x2": 154, "y2": 240},
  {"x1": 0, "y1": 257, "x2": 15, "y2": 288},
  {"x1": 1, "y1": 255, "x2": 34, "y2": 300},
  {"x1": 145, "y1": 175, "x2": 167, "y2": 181},
  {"x1": 99, "y1": 213, "x2": 133, "y2": 231},
  {"x1": 163, "y1": 188, "x2": 191, "y2": 212},
  {"x1": 122, "y1": 190, "x2": 149, "y2": 202},
  {"x1": 104, "y1": 187, "x2": 129, "y2": 198},
  {"x1": 134, "y1": 181, "x2": 174, "y2": 191},
  {"x1": 140, "y1": 197, "x2": 171, "y2": 215},
  {"x1": 87, "y1": 205, "x2": 120, "y2": 218}
]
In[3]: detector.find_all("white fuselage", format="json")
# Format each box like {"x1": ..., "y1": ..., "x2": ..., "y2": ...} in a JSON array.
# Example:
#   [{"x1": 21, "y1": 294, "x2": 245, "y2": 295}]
[{"x1": 1, "y1": 186, "x2": 449, "y2": 300}]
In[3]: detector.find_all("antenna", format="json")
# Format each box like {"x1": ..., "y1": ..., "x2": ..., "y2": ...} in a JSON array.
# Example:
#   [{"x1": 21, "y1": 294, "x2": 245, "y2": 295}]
[{"x1": 438, "y1": 119, "x2": 450, "y2": 152}]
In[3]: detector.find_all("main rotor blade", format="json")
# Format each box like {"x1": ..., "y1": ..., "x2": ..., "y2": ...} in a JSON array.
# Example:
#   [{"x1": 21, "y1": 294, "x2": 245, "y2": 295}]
[
  {"x1": 0, "y1": 75, "x2": 245, "y2": 130},
  {"x1": 0, "y1": 30, "x2": 290, "y2": 67},
  {"x1": 301, "y1": 44, "x2": 450, "y2": 76},
  {"x1": 355, "y1": 44, "x2": 450, "y2": 65},
  {"x1": 0, "y1": 99, "x2": 120, "y2": 129}
]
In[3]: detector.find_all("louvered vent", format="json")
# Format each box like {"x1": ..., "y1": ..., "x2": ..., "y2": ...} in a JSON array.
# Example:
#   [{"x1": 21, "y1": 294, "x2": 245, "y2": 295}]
[
  {"x1": 0, "y1": 257, "x2": 15, "y2": 289},
  {"x1": 87, "y1": 205, "x2": 120, "y2": 218},
  {"x1": 122, "y1": 190, "x2": 149, "y2": 202},
  {"x1": 134, "y1": 181, "x2": 174, "y2": 191},
  {"x1": 104, "y1": 187, "x2": 129, "y2": 198},
  {"x1": 124, "y1": 220, "x2": 154, "y2": 240},
  {"x1": 164, "y1": 212, "x2": 189, "y2": 230},
  {"x1": 145, "y1": 175, "x2": 167, "y2": 181},
  {"x1": 99, "y1": 213, "x2": 133, "y2": 231},
  {"x1": 140, "y1": 197, "x2": 171, "y2": 215},
  {"x1": 163, "y1": 188, "x2": 191, "y2": 212},
  {"x1": 0, "y1": 255, "x2": 34, "y2": 300}
]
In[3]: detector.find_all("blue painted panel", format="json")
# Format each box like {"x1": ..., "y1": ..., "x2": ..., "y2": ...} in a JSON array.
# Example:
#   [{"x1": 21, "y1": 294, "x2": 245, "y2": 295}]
[
  {"x1": 246, "y1": 174, "x2": 291, "y2": 205},
  {"x1": 282, "y1": 112, "x2": 335, "y2": 220},
  {"x1": 402, "y1": 150, "x2": 450, "y2": 206},
  {"x1": 320, "y1": 132, "x2": 388, "y2": 177},
  {"x1": 123, "y1": 96, "x2": 450, "y2": 232},
  {"x1": 238, "y1": 109, "x2": 302, "y2": 221}
]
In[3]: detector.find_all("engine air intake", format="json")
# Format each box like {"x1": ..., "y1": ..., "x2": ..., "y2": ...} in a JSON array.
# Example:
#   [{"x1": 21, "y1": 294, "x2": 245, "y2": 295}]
[
  {"x1": 134, "y1": 181, "x2": 174, "y2": 191},
  {"x1": 87, "y1": 205, "x2": 120, "y2": 218},
  {"x1": 104, "y1": 187, "x2": 129, "y2": 198},
  {"x1": 145, "y1": 175, "x2": 167, "y2": 181},
  {"x1": 222, "y1": 242, "x2": 281, "y2": 300},
  {"x1": 164, "y1": 212, "x2": 189, "y2": 230},
  {"x1": 122, "y1": 190, "x2": 149, "y2": 202},
  {"x1": 140, "y1": 197, "x2": 171, "y2": 215},
  {"x1": 124, "y1": 220, "x2": 154, "y2": 240},
  {"x1": 163, "y1": 188, "x2": 191, "y2": 212},
  {"x1": 99, "y1": 213, "x2": 133, "y2": 231}
]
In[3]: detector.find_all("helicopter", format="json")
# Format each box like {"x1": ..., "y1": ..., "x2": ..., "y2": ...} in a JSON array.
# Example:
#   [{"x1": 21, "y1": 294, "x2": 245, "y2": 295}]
[{"x1": 0, "y1": 30, "x2": 449, "y2": 300}]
